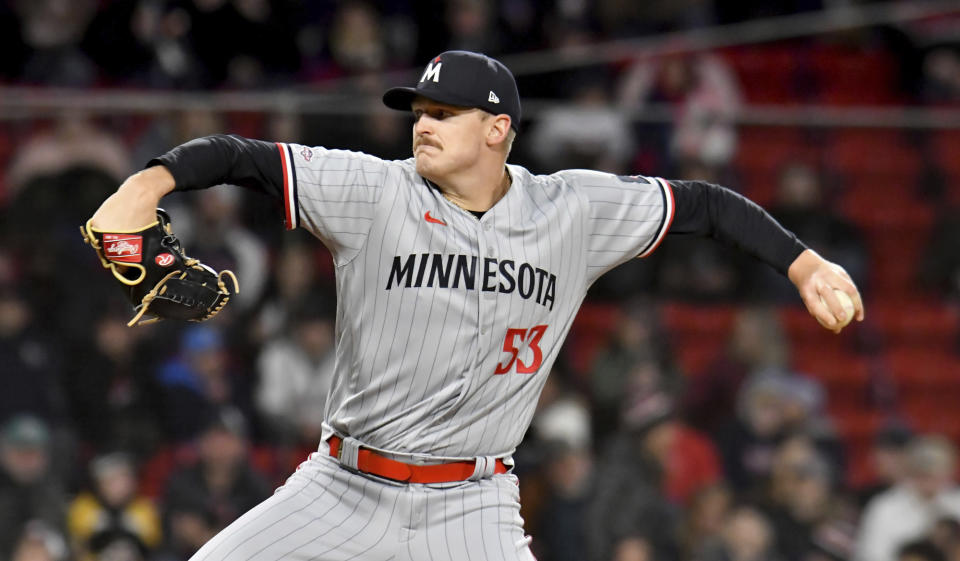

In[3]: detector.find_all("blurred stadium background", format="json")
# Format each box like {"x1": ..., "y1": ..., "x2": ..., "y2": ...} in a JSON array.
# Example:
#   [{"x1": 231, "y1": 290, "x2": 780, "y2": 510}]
[{"x1": 1, "y1": 1, "x2": 960, "y2": 561}]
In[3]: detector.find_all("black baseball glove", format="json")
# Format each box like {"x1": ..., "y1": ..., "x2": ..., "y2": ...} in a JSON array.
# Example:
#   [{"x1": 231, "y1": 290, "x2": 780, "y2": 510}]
[{"x1": 80, "y1": 209, "x2": 239, "y2": 326}]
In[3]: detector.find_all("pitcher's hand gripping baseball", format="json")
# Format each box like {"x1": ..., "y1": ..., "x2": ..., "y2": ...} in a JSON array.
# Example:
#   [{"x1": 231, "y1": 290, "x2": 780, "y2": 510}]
[{"x1": 80, "y1": 209, "x2": 239, "y2": 326}]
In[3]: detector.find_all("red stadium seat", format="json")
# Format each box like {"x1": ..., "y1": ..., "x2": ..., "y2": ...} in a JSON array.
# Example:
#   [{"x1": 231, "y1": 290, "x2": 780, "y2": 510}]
[
  {"x1": 660, "y1": 303, "x2": 737, "y2": 338},
  {"x1": 565, "y1": 303, "x2": 622, "y2": 375},
  {"x1": 734, "y1": 128, "x2": 817, "y2": 173},
  {"x1": 932, "y1": 130, "x2": 960, "y2": 176},
  {"x1": 673, "y1": 341, "x2": 725, "y2": 377},
  {"x1": 826, "y1": 130, "x2": 922, "y2": 176},
  {"x1": 809, "y1": 48, "x2": 899, "y2": 105},
  {"x1": 792, "y1": 348, "x2": 871, "y2": 397},
  {"x1": 722, "y1": 47, "x2": 801, "y2": 104},
  {"x1": 868, "y1": 302, "x2": 959, "y2": 348},
  {"x1": 138, "y1": 444, "x2": 198, "y2": 499},
  {"x1": 779, "y1": 306, "x2": 859, "y2": 349},
  {"x1": 886, "y1": 348, "x2": 960, "y2": 389},
  {"x1": 660, "y1": 303, "x2": 738, "y2": 377}
]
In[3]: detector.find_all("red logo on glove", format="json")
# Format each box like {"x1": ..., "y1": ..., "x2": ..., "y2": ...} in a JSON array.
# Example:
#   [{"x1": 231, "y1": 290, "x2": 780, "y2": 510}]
[
  {"x1": 155, "y1": 253, "x2": 175, "y2": 267},
  {"x1": 103, "y1": 235, "x2": 143, "y2": 263}
]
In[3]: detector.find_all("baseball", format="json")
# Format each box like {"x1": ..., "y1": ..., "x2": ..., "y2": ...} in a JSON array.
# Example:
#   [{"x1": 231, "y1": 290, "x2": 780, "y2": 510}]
[{"x1": 819, "y1": 288, "x2": 855, "y2": 329}]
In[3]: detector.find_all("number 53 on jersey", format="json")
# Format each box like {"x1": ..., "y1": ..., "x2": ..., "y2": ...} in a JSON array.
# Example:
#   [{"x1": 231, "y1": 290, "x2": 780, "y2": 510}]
[{"x1": 494, "y1": 325, "x2": 548, "y2": 375}]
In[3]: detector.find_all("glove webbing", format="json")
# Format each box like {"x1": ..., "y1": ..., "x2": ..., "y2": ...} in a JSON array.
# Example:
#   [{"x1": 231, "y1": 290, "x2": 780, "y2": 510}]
[{"x1": 128, "y1": 268, "x2": 239, "y2": 327}]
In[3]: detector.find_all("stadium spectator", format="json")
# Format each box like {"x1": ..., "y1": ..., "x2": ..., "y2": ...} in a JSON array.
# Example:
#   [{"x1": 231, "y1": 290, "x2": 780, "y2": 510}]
[
  {"x1": 87, "y1": 529, "x2": 149, "y2": 561},
  {"x1": 617, "y1": 52, "x2": 742, "y2": 171},
  {"x1": 620, "y1": 382, "x2": 723, "y2": 506},
  {"x1": 138, "y1": 0, "x2": 299, "y2": 88},
  {"x1": 761, "y1": 436, "x2": 839, "y2": 561},
  {"x1": 446, "y1": 0, "x2": 500, "y2": 54},
  {"x1": 301, "y1": 77, "x2": 410, "y2": 164},
  {"x1": 856, "y1": 435, "x2": 960, "y2": 561},
  {"x1": 250, "y1": 237, "x2": 329, "y2": 344},
  {"x1": 9, "y1": 520, "x2": 68, "y2": 561},
  {"x1": 897, "y1": 539, "x2": 948, "y2": 561},
  {"x1": 805, "y1": 518, "x2": 858, "y2": 561},
  {"x1": 63, "y1": 310, "x2": 161, "y2": 457},
  {"x1": 67, "y1": 453, "x2": 161, "y2": 561},
  {"x1": 154, "y1": 327, "x2": 252, "y2": 442},
  {"x1": 255, "y1": 298, "x2": 336, "y2": 445},
  {"x1": 132, "y1": 107, "x2": 226, "y2": 182},
  {"x1": 771, "y1": 373, "x2": 845, "y2": 472},
  {"x1": 700, "y1": 505, "x2": 785, "y2": 561},
  {"x1": 683, "y1": 307, "x2": 789, "y2": 431},
  {"x1": 597, "y1": 0, "x2": 715, "y2": 36},
  {"x1": 216, "y1": 0, "x2": 301, "y2": 89},
  {"x1": 6, "y1": 113, "x2": 132, "y2": 198},
  {"x1": 0, "y1": 286, "x2": 65, "y2": 427},
  {"x1": 679, "y1": 483, "x2": 734, "y2": 561},
  {"x1": 0, "y1": 416, "x2": 66, "y2": 561},
  {"x1": 161, "y1": 407, "x2": 271, "y2": 559},
  {"x1": 921, "y1": 47, "x2": 960, "y2": 103},
  {"x1": 857, "y1": 422, "x2": 914, "y2": 507},
  {"x1": 586, "y1": 391, "x2": 683, "y2": 561},
  {"x1": 12, "y1": 0, "x2": 97, "y2": 87},
  {"x1": 758, "y1": 162, "x2": 868, "y2": 300},
  {"x1": 175, "y1": 187, "x2": 269, "y2": 314},
  {"x1": 3, "y1": 4, "x2": 960, "y2": 559},
  {"x1": 713, "y1": 372, "x2": 793, "y2": 495},
  {"x1": 153, "y1": 499, "x2": 216, "y2": 561},
  {"x1": 653, "y1": 161, "x2": 750, "y2": 302},
  {"x1": 929, "y1": 517, "x2": 960, "y2": 561},
  {"x1": 589, "y1": 300, "x2": 678, "y2": 443},
  {"x1": 527, "y1": 75, "x2": 636, "y2": 174},
  {"x1": 920, "y1": 208, "x2": 960, "y2": 302},
  {"x1": 326, "y1": 1, "x2": 388, "y2": 76},
  {"x1": 4, "y1": 165, "x2": 123, "y2": 337},
  {"x1": 528, "y1": 395, "x2": 593, "y2": 561}
]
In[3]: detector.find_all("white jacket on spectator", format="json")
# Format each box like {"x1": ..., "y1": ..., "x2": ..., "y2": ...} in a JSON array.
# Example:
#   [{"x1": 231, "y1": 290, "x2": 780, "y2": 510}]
[
  {"x1": 856, "y1": 482, "x2": 960, "y2": 561},
  {"x1": 256, "y1": 338, "x2": 336, "y2": 437}
]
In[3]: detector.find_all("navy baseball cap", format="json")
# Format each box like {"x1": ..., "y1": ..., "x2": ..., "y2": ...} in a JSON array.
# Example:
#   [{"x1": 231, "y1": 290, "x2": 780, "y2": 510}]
[{"x1": 383, "y1": 50, "x2": 521, "y2": 131}]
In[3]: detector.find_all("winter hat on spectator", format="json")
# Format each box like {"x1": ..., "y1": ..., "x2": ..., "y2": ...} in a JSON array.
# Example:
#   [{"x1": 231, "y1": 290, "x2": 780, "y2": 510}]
[
  {"x1": 181, "y1": 325, "x2": 223, "y2": 354},
  {"x1": 202, "y1": 406, "x2": 248, "y2": 439},
  {"x1": 875, "y1": 421, "x2": 913, "y2": 449},
  {"x1": 534, "y1": 398, "x2": 591, "y2": 451},
  {"x1": 621, "y1": 390, "x2": 675, "y2": 434},
  {"x1": 1, "y1": 415, "x2": 50, "y2": 449}
]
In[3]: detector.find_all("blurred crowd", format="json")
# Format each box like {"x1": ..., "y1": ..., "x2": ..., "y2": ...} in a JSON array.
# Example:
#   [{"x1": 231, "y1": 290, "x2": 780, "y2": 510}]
[
  {"x1": 0, "y1": 0, "x2": 957, "y2": 102},
  {"x1": 1, "y1": 1, "x2": 960, "y2": 561}
]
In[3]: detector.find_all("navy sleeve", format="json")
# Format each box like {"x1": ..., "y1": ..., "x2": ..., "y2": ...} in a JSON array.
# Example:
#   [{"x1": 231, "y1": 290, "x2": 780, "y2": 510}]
[
  {"x1": 146, "y1": 134, "x2": 284, "y2": 198},
  {"x1": 667, "y1": 179, "x2": 808, "y2": 276}
]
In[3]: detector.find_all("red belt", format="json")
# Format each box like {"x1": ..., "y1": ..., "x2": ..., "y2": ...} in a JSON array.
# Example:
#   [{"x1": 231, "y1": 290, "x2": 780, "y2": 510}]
[{"x1": 328, "y1": 436, "x2": 507, "y2": 484}]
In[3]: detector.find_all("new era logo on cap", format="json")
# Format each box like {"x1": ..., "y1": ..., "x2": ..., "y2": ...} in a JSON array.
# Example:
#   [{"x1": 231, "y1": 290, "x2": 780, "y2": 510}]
[{"x1": 383, "y1": 50, "x2": 521, "y2": 131}]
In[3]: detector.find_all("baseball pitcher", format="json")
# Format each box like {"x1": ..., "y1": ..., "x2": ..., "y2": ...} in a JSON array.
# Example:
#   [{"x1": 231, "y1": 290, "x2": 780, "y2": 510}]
[{"x1": 87, "y1": 50, "x2": 863, "y2": 561}]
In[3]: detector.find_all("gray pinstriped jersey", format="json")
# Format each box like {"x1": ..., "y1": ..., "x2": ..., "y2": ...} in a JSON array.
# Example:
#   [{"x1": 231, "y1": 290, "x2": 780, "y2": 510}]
[{"x1": 276, "y1": 143, "x2": 674, "y2": 460}]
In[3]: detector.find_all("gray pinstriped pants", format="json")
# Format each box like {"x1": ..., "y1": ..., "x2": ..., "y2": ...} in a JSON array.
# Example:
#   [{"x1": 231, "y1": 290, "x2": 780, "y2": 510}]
[{"x1": 189, "y1": 445, "x2": 535, "y2": 561}]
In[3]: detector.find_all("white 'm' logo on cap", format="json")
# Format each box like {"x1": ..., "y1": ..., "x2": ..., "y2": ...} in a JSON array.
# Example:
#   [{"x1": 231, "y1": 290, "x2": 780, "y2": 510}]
[
  {"x1": 488, "y1": 91, "x2": 500, "y2": 103},
  {"x1": 420, "y1": 61, "x2": 442, "y2": 83}
]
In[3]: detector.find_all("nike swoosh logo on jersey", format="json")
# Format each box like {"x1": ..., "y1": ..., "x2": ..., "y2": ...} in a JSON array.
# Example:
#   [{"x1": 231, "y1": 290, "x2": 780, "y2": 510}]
[{"x1": 424, "y1": 211, "x2": 447, "y2": 226}]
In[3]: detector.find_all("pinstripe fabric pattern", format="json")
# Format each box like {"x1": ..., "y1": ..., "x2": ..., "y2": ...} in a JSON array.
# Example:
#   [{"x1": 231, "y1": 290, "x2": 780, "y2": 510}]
[
  {"x1": 196, "y1": 147, "x2": 673, "y2": 560},
  {"x1": 276, "y1": 145, "x2": 673, "y2": 460},
  {"x1": 190, "y1": 444, "x2": 534, "y2": 561}
]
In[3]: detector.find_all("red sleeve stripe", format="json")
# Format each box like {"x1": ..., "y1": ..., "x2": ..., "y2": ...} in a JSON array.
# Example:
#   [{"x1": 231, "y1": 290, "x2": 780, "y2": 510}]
[
  {"x1": 639, "y1": 177, "x2": 675, "y2": 258},
  {"x1": 276, "y1": 142, "x2": 297, "y2": 230}
]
